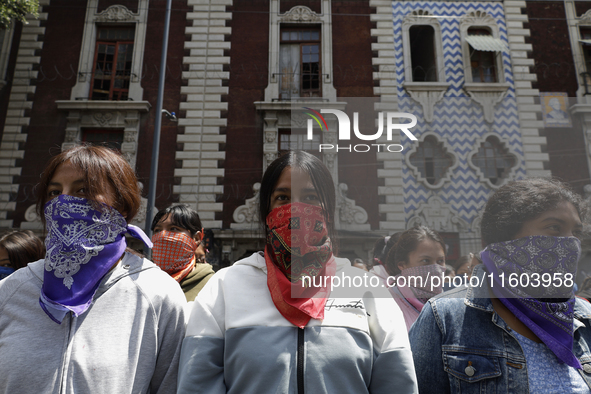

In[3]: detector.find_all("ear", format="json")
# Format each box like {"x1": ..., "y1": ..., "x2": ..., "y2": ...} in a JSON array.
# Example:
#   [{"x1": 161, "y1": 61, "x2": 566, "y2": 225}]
[
  {"x1": 397, "y1": 261, "x2": 407, "y2": 272},
  {"x1": 194, "y1": 229, "x2": 204, "y2": 243}
]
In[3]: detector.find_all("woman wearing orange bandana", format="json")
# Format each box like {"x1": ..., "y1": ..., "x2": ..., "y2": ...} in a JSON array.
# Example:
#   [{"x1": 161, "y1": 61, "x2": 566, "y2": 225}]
[
  {"x1": 151, "y1": 204, "x2": 215, "y2": 302},
  {"x1": 178, "y1": 151, "x2": 418, "y2": 394}
]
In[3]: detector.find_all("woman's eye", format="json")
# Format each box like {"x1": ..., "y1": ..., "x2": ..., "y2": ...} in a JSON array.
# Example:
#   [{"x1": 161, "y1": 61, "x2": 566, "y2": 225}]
[
  {"x1": 276, "y1": 195, "x2": 289, "y2": 201},
  {"x1": 47, "y1": 190, "x2": 61, "y2": 197}
]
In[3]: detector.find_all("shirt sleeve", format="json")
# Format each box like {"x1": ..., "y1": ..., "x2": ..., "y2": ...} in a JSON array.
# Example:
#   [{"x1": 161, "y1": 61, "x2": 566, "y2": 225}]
[
  {"x1": 408, "y1": 301, "x2": 450, "y2": 394},
  {"x1": 364, "y1": 291, "x2": 419, "y2": 394},
  {"x1": 150, "y1": 277, "x2": 189, "y2": 394},
  {"x1": 177, "y1": 272, "x2": 227, "y2": 394}
]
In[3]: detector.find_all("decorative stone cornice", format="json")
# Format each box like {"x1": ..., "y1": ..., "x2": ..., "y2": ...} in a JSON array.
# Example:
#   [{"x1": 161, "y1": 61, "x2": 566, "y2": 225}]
[
  {"x1": 463, "y1": 83, "x2": 509, "y2": 124},
  {"x1": 460, "y1": 10, "x2": 497, "y2": 29},
  {"x1": 403, "y1": 82, "x2": 450, "y2": 123},
  {"x1": 95, "y1": 5, "x2": 137, "y2": 22},
  {"x1": 402, "y1": 10, "x2": 437, "y2": 29},
  {"x1": 580, "y1": 9, "x2": 591, "y2": 25},
  {"x1": 279, "y1": 6, "x2": 321, "y2": 23}
]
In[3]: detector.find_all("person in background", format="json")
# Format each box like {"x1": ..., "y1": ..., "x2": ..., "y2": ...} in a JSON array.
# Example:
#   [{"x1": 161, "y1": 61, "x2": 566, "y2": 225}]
[
  {"x1": 369, "y1": 233, "x2": 401, "y2": 286},
  {"x1": 178, "y1": 151, "x2": 417, "y2": 394},
  {"x1": 454, "y1": 253, "x2": 477, "y2": 279},
  {"x1": 444, "y1": 264, "x2": 456, "y2": 279},
  {"x1": 0, "y1": 145, "x2": 187, "y2": 394},
  {"x1": 352, "y1": 258, "x2": 368, "y2": 271},
  {"x1": 385, "y1": 226, "x2": 447, "y2": 331},
  {"x1": 0, "y1": 230, "x2": 45, "y2": 280},
  {"x1": 151, "y1": 204, "x2": 215, "y2": 301},
  {"x1": 410, "y1": 178, "x2": 591, "y2": 393}
]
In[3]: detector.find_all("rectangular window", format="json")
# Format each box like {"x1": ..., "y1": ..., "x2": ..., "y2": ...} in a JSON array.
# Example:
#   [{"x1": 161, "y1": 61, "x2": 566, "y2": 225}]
[
  {"x1": 409, "y1": 25, "x2": 437, "y2": 82},
  {"x1": 468, "y1": 28, "x2": 498, "y2": 83},
  {"x1": 82, "y1": 129, "x2": 125, "y2": 151},
  {"x1": 90, "y1": 27, "x2": 135, "y2": 100},
  {"x1": 581, "y1": 28, "x2": 591, "y2": 81},
  {"x1": 279, "y1": 29, "x2": 321, "y2": 99},
  {"x1": 278, "y1": 130, "x2": 321, "y2": 156}
]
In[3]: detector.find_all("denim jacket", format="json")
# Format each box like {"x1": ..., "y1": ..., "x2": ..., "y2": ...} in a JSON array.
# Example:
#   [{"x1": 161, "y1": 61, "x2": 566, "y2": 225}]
[{"x1": 409, "y1": 265, "x2": 591, "y2": 393}]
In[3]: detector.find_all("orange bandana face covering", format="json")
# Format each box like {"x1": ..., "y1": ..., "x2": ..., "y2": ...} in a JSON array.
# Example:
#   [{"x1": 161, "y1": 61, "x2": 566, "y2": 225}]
[
  {"x1": 265, "y1": 202, "x2": 336, "y2": 328},
  {"x1": 151, "y1": 231, "x2": 197, "y2": 282}
]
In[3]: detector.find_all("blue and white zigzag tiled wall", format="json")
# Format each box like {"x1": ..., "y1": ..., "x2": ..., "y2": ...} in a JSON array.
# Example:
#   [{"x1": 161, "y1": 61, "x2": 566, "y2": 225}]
[{"x1": 393, "y1": 1, "x2": 527, "y2": 228}]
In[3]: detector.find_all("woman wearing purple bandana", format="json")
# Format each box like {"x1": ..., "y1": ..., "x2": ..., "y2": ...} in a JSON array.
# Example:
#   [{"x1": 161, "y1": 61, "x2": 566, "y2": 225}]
[
  {"x1": 409, "y1": 178, "x2": 591, "y2": 393},
  {"x1": 0, "y1": 145, "x2": 187, "y2": 394}
]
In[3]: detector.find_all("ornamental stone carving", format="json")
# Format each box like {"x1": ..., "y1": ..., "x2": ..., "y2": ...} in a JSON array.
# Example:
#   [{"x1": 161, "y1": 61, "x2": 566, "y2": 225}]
[
  {"x1": 407, "y1": 196, "x2": 469, "y2": 233},
  {"x1": 231, "y1": 183, "x2": 261, "y2": 230},
  {"x1": 460, "y1": 10, "x2": 497, "y2": 28},
  {"x1": 95, "y1": 5, "x2": 137, "y2": 22},
  {"x1": 280, "y1": 6, "x2": 321, "y2": 23},
  {"x1": 403, "y1": 82, "x2": 450, "y2": 123},
  {"x1": 463, "y1": 84, "x2": 509, "y2": 124},
  {"x1": 93, "y1": 112, "x2": 113, "y2": 126},
  {"x1": 336, "y1": 183, "x2": 370, "y2": 231},
  {"x1": 580, "y1": 9, "x2": 591, "y2": 25}
]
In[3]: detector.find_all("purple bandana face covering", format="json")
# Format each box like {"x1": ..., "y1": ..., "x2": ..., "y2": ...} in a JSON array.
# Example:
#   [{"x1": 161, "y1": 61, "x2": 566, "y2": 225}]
[
  {"x1": 40, "y1": 195, "x2": 152, "y2": 324},
  {"x1": 480, "y1": 235, "x2": 582, "y2": 369}
]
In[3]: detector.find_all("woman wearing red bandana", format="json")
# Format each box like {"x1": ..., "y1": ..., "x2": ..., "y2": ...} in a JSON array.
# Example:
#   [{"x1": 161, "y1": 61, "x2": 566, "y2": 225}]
[
  {"x1": 178, "y1": 151, "x2": 418, "y2": 394},
  {"x1": 151, "y1": 204, "x2": 215, "y2": 301}
]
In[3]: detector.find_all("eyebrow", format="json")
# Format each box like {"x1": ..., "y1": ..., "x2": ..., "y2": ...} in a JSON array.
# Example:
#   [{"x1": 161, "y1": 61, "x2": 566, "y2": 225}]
[
  {"x1": 48, "y1": 179, "x2": 85, "y2": 186},
  {"x1": 272, "y1": 187, "x2": 290, "y2": 193},
  {"x1": 541, "y1": 217, "x2": 583, "y2": 229}
]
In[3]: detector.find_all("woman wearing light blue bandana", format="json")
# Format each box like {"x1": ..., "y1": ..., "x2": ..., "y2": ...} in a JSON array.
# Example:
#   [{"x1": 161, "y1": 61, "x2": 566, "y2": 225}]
[
  {"x1": 409, "y1": 178, "x2": 591, "y2": 393},
  {"x1": 0, "y1": 145, "x2": 187, "y2": 394}
]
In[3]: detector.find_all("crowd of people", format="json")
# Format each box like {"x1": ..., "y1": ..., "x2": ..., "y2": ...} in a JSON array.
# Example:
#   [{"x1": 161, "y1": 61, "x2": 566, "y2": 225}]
[{"x1": 1, "y1": 144, "x2": 591, "y2": 393}]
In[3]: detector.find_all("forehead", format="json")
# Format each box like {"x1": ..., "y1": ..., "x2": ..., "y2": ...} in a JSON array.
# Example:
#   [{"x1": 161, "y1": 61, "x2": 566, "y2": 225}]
[
  {"x1": 50, "y1": 161, "x2": 84, "y2": 182},
  {"x1": 533, "y1": 201, "x2": 581, "y2": 223},
  {"x1": 412, "y1": 239, "x2": 445, "y2": 255},
  {"x1": 274, "y1": 167, "x2": 314, "y2": 188}
]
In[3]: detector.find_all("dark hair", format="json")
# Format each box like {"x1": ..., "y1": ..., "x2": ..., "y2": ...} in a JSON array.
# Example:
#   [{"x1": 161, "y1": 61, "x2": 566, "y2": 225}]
[
  {"x1": 385, "y1": 226, "x2": 446, "y2": 276},
  {"x1": 481, "y1": 178, "x2": 587, "y2": 245},
  {"x1": 259, "y1": 151, "x2": 336, "y2": 246},
  {"x1": 36, "y1": 144, "x2": 141, "y2": 225},
  {"x1": 151, "y1": 204, "x2": 203, "y2": 236},
  {"x1": 370, "y1": 233, "x2": 401, "y2": 269},
  {"x1": 0, "y1": 230, "x2": 46, "y2": 269}
]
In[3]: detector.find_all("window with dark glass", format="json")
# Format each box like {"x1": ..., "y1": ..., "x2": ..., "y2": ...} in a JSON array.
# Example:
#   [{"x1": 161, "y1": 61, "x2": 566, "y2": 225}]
[
  {"x1": 409, "y1": 135, "x2": 453, "y2": 185},
  {"x1": 91, "y1": 27, "x2": 135, "y2": 100},
  {"x1": 468, "y1": 28, "x2": 498, "y2": 83},
  {"x1": 581, "y1": 28, "x2": 591, "y2": 84},
  {"x1": 279, "y1": 29, "x2": 321, "y2": 99},
  {"x1": 409, "y1": 25, "x2": 437, "y2": 82},
  {"x1": 82, "y1": 129, "x2": 124, "y2": 151},
  {"x1": 471, "y1": 136, "x2": 515, "y2": 185}
]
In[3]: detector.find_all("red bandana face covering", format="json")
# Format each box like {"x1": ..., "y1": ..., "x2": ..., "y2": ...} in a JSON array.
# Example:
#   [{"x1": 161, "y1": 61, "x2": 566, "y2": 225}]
[
  {"x1": 151, "y1": 231, "x2": 197, "y2": 282},
  {"x1": 265, "y1": 202, "x2": 336, "y2": 328}
]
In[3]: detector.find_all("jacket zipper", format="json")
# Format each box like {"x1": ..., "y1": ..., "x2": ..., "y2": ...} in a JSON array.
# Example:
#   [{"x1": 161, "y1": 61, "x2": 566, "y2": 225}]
[{"x1": 297, "y1": 328, "x2": 305, "y2": 394}]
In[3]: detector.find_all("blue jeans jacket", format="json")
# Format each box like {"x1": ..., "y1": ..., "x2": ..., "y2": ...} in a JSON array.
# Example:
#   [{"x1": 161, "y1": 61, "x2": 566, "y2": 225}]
[{"x1": 409, "y1": 265, "x2": 591, "y2": 393}]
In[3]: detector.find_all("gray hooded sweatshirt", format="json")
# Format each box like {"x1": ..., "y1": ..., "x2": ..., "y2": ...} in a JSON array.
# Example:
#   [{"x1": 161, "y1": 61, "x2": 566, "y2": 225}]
[{"x1": 0, "y1": 252, "x2": 187, "y2": 394}]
